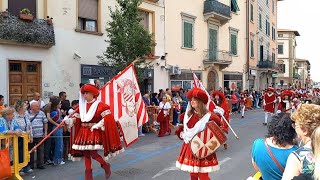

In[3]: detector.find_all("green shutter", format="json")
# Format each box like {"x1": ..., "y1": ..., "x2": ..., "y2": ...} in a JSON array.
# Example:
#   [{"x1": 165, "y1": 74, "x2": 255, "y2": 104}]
[
  {"x1": 231, "y1": 0, "x2": 240, "y2": 13},
  {"x1": 183, "y1": 22, "x2": 193, "y2": 48},
  {"x1": 259, "y1": 14, "x2": 262, "y2": 29},
  {"x1": 250, "y1": 4, "x2": 253, "y2": 21},
  {"x1": 209, "y1": 28, "x2": 218, "y2": 60},
  {"x1": 283, "y1": 64, "x2": 286, "y2": 73},
  {"x1": 231, "y1": 34, "x2": 237, "y2": 55},
  {"x1": 251, "y1": 39, "x2": 254, "y2": 57}
]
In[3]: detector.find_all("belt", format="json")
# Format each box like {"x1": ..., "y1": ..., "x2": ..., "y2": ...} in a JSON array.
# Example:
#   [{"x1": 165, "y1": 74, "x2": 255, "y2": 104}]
[{"x1": 81, "y1": 123, "x2": 97, "y2": 127}]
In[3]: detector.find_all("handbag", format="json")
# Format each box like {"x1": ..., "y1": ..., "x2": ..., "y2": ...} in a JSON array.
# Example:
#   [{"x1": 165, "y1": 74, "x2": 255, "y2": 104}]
[
  {"x1": 264, "y1": 139, "x2": 285, "y2": 172},
  {"x1": 0, "y1": 148, "x2": 12, "y2": 179}
]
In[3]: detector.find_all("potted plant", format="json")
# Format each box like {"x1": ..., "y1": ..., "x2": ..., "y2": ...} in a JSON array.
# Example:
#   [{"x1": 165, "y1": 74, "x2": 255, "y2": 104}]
[
  {"x1": 1, "y1": 9, "x2": 9, "y2": 18},
  {"x1": 46, "y1": 16, "x2": 53, "y2": 25},
  {"x1": 19, "y1": 8, "x2": 33, "y2": 21}
]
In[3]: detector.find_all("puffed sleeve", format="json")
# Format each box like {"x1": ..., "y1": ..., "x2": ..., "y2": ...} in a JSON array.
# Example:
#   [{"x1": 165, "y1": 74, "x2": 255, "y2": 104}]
[
  {"x1": 175, "y1": 113, "x2": 185, "y2": 140},
  {"x1": 209, "y1": 113, "x2": 221, "y2": 126}
]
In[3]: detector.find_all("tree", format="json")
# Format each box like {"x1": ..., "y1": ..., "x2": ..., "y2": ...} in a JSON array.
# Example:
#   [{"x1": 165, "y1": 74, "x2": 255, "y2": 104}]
[{"x1": 98, "y1": 0, "x2": 154, "y2": 80}]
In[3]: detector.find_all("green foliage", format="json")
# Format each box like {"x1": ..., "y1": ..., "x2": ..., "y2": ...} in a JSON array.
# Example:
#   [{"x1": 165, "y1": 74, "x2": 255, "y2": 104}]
[
  {"x1": 20, "y1": 8, "x2": 32, "y2": 15},
  {"x1": 0, "y1": 14, "x2": 55, "y2": 46},
  {"x1": 98, "y1": 0, "x2": 154, "y2": 81}
]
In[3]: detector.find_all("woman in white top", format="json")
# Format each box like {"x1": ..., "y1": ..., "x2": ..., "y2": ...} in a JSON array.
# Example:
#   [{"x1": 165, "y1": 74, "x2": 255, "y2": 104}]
[{"x1": 158, "y1": 96, "x2": 171, "y2": 137}]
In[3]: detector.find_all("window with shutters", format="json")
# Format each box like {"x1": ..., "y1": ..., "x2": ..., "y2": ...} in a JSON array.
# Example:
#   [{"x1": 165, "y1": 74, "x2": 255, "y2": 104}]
[
  {"x1": 138, "y1": 10, "x2": 149, "y2": 31},
  {"x1": 279, "y1": 64, "x2": 285, "y2": 73},
  {"x1": 8, "y1": 0, "x2": 37, "y2": 17},
  {"x1": 181, "y1": 14, "x2": 195, "y2": 49},
  {"x1": 272, "y1": 0, "x2": 275, "y2": 14},
  {"x1": 250, "y1": 4, "x2": 254, "y2": 22},
  {"x1": 250, "y1": 34, "x2": 254, "y2": 58},
  {"x1": 259, "y1": 13, "x2": 262, "y2": 29},
  {"x1": 278, "y1": 44, "x2": 284, "y2": 54},
  {"x1": 230, "y1": 30, "x2": 238, "y2": 56},
  {"x1": 78, "y1": 0, "x2": 98, "y2": 32}
]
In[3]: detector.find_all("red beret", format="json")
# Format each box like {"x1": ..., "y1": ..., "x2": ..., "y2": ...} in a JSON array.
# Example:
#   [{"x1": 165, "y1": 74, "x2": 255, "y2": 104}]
[
  {"x1": 212, "y1": 90, "x2": 226, "y2": 102},
  {"x1": 81, "y1": 84, "x2": 100, "y2": 98},
  {"x1": 281, "y1": 90, "x2": 293, "y2": 98},
  {"x1": 186, "y1": 88, "x2": 208, "y2": 104},
  {"x1": 267, "y1": 87, "x2": 275, "y2": 92}
]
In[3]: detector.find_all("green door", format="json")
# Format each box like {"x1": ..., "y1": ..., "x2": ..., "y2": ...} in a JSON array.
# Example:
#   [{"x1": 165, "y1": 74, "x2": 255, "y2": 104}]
[{"x1": 209, "y1": 28, "x2": 218, "y2": 61}]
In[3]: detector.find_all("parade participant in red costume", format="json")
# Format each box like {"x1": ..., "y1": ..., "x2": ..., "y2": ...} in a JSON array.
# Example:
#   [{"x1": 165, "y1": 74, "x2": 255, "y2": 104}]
[
  {"x1": 277, "y1": 90, "x2": 294, "y2": 113},
  {"x1": 157, "y1": 96, "x2": 171, "y2": 137},
  {"x1": 175, "y1": 88, "x2": 223, "y2": 180},
  {"x1": 212, "y1": 91, "x2": 230, "y2": 149},
  {"x1": 262, "y1": 87, "x2": 276, "y2": 126},
  {"x1": 66, "y1": 84, "x2": 123, "y2": 180}
]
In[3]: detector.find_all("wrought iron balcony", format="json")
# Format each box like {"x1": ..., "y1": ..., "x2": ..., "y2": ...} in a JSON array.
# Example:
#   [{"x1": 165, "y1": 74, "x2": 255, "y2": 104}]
[
  {"x1": 257, "y1": 60, "x2": 277, "y2": 70},
  {"x1": 203, "y1": 0, "x2": 231, "y2": 22},
  {"x1": 203, "y1": 49, "x2": 232, "y2": 66},
  {"x1": 0, "y1": 13, "x2": 55, "y2": 48}
]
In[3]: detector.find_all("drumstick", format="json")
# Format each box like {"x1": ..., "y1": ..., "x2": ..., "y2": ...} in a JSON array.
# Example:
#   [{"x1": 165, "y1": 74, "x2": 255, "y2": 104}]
[{"x1": 198, "y1": 82, "x2": 239, "y2": 140}]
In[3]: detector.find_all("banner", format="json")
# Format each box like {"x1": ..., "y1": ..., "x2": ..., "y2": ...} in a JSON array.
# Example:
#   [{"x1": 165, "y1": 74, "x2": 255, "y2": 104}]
[
  {"x1": 192, "y1": 73, "x2": 215, "y2": 112},
  {"x1": 99, "y1": 64, "x2": 149, "y2": 147}
]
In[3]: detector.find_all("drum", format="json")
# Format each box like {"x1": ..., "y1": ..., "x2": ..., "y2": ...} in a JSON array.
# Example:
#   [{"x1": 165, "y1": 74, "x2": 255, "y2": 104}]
[{"x1": 189, "y1": 121, "x2": 227, "y2": 159}]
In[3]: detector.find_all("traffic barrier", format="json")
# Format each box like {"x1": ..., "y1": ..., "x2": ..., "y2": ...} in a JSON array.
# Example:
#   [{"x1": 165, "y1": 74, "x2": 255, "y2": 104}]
[{"x1": 0, "y1": 133, "x2": 30, "y2": 180}]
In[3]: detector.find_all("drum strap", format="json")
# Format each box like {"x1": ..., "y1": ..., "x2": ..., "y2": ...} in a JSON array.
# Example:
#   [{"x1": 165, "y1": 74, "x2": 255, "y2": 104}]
[{"x1": 264, "y1": 139, "x2": 284, "y2": 172}]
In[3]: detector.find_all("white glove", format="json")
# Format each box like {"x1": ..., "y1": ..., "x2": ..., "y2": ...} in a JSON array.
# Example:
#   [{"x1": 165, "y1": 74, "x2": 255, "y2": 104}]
[
  {"x1": 90, "y1": 120, "x2": 105, "y2": 132},
  {"x1": 214, "y1": 106, "x2": 225, "y2": 116},
  {"x1": 64, "y1": 117, "x2": 74, "y2": 128},
  {"x1": 276, "y1": 110, "x2": 281, "y2": 114},
  {"x1": 180, "y1": 131, "x2": 185, "y2": 139}
]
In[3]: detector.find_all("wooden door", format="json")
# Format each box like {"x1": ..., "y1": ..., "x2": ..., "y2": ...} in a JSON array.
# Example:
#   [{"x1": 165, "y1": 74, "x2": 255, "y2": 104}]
[{"x1": 9, "y1": 61, "x2": 41, "y2": 105}]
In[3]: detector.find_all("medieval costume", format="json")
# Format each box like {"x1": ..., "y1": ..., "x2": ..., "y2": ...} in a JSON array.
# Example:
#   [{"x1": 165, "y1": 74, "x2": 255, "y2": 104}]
[
  {"x1": 157, "y1": 100, "x2": 171, "y2": 137},
  {"x1": 67, "y1": 84, "x2": 123, "y2": 180},
  {"x1": 262, "y1": 87, "x2": 276, "y2": 125},
  {"x1": 277, "y1": 90, "x2": 294, "y2": 114},
  {"x1": 175, "y1": 88, "x2": 224, "y2": 180},
  {"x1": 212, "y1": 91, "x2": 230, "y2": 149}
]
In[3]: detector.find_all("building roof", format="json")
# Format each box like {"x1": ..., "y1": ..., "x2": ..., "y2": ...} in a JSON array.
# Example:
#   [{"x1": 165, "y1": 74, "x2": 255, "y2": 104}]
[
  {"x1": 278, "y1": 29, "x2": 300, "y2": 36},
  {"x1": 295, "y1": 58, "x2": 310, "y2": 65}
]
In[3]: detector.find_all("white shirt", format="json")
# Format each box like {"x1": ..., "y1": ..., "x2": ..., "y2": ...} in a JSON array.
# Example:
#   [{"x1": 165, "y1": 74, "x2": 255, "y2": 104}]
[{"x1": 159, "y1": 102, "x2": 171, "y2": 115}]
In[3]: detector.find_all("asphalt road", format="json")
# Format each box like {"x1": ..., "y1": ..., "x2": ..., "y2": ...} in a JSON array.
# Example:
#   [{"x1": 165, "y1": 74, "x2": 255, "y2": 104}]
[{"x1": 24, "y1": 109, "x2": 267, "y2": 180}]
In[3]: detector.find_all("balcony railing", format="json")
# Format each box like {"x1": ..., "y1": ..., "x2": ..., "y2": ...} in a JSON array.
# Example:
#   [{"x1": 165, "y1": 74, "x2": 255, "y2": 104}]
[
  {"x1": 257, "y1": 60, "x2": 278, "y2": 70},
  {"x1": 0, "y1": 13, "x2": 55, "y2": 48},
  {"x1": 203, "y1": 0, "x2": 231, "y2": 22},
  {"x1": 203, "y1": 49, "x2": 232, "y2": 65}
]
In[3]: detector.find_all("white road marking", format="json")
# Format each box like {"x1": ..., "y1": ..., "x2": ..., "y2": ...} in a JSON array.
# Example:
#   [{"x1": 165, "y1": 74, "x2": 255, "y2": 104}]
[{"x1": 152, "y1": 157, "x2": 232, "y2": 178}]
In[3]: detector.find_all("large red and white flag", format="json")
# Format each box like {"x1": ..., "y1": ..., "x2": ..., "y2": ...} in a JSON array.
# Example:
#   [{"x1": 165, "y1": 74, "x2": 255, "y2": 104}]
[
  {"x1": 99, "y1": 64, "x2": 148, "y2": 147},
  {"x1": 192, "y1": 73, "x2": 215, "y2": 112}
]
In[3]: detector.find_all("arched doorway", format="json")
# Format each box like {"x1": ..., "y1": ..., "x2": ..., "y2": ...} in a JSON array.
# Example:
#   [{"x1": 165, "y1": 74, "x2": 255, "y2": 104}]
[{"x1": 207, "y1": 69, "x2": 218, "y2": 92}]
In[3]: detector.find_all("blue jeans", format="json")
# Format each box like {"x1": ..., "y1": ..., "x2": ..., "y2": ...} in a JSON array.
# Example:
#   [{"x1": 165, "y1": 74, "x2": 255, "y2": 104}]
[{"x1": 52, "y1": 127, "x2": 63, "y2": 164}]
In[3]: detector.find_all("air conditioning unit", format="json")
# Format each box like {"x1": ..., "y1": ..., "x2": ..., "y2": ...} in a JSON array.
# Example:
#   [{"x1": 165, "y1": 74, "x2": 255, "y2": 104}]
[{"x1": 169, "y1": 66, "x2": 182, "y2": 75}]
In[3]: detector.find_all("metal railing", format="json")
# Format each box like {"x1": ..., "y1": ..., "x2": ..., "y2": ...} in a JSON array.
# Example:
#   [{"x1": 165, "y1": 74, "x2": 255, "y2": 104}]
[
  {"x1": 0, "y1": 133, "x2": 29, "y2": 180},
  {"x1": 204, "y1": 0, "x2": 231, "y2": 18},
  {"x1": 257, "y1": 60, "x2": 277, "y2": 69},
  {"x1": 203, "y1": 49, "x2": 232, "y2": 64}
]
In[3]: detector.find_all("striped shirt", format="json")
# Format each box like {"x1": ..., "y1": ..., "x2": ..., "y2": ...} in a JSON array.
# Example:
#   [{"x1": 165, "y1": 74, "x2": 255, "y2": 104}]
[{"x1": 27, "y1": 111, "x2": 48, "y2": 138}]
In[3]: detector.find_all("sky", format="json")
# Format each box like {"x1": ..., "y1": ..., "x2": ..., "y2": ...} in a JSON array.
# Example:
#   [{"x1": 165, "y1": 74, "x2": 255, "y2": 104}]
[{"x1": 278, "y1": 0, "x2": 320, "y2": 82}]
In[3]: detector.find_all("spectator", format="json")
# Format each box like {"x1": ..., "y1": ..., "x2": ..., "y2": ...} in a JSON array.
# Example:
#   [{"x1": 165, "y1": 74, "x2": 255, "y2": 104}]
[
  {"x1": 68, "y1": 100, "x2": 79, "y2": 115},
  {"x1": 28, "y1": 101, "x2": 48, "y2": 170},
  {"x1": 0, "y1": 94, "x2": 4, "y2": 113},
  {"x1": 151, "y1": 93, "x2": 159, "y2": 106},
  {"x1": 30, "y1": 92, "x2": 46, "y2": 109},
  {"x1": 292, "y1": 126, "x2": 320, "y2": 180},
  {"x1": 165, "y1": 88, "x2": 172, "y2": 101},
  {"x1": 251, "y1": 113, "x2": 298, "y2": 180},
  {"x1": 14, "y1": 100, "x2": 33, "y2": 175},
  {"x1": 179, "y1": 89, "x2": 188, "y2": 113},
  {"x1": 158, "y1": 89, "x2": 165, "y2": 102},
  {"x1": 282, "y1": 104, "x2": 320, "y2": 180},
  {"x1": 172, "y1": 92, "x2": 180, "y2": 126},
  {"x1": 94, "y1": 79, "x2": 101, "y2": 89},
  {"x1": 0, "y1": 107, "x2": 22, "y2": 162},
  {"x1": 143, "y1": 93, "x2": 151, "y2": 106},
  {"x1": 49, "y1": 97, "x2": 65, "y2": 165},
  {"x1": 59, "y1": 91, "x2": 71, "y2": 117}
]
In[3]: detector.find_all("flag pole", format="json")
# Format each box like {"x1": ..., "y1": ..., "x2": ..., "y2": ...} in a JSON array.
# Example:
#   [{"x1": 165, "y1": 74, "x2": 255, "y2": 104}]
[{"x1": 191, "y1": 70, "x2": 239, "y2": 140}]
